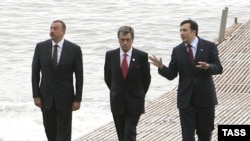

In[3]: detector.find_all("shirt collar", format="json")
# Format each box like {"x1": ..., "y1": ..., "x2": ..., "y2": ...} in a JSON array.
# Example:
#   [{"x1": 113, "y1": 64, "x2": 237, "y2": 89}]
[
  {"x1": 52, "y1": 39, "x2": 65, "y2": 48},
  {"x1": 120, "y1": 47, "x2": 133, "y2": 57},
  {"x1": 185, "y1": 37, "x2": 198, "y2": 49}
]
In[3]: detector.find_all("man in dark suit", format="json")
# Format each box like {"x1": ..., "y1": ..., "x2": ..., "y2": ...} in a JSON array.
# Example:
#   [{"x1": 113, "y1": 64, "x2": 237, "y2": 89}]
[
  {"x1": 104, "y1": 26, "x2": 151, "y2": 141},
  {"x1": 149, "y1": 19, "x2": 223, "y2": 141},
  {"x1": 32, "y1": 20, "x2": 83, "y2": 141}
]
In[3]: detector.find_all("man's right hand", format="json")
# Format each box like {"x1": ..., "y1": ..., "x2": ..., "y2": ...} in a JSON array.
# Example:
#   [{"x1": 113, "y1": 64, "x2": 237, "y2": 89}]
[
  {"x1": 148, "y1": 55, "x2": 164, "y2": 69},
  {"x1": 34, "y1": 97, "x2": 42, "y2": 108}
]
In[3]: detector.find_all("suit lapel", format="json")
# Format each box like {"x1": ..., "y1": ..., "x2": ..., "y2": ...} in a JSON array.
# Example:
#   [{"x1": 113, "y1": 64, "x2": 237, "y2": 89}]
[
  {"x1": 56, "y1": 40, "x2": 68, "y2": 70},
  {"x1": 114, "y1": 49, "x2": 124, "y2": 78},
  {"x1": 128, "y1": 49, "x2": 136, "y2": 73},
  {"x1": 194, "y1": 40, "x2": 204, "y2": 63}
]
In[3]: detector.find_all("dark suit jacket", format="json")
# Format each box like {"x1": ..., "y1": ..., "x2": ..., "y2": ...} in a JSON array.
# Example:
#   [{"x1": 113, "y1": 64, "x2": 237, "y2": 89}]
[
  {"x1": 159, "y1": 38, "x2": 223, "y2": 109},
  {"x1": 104, "y1": 48, "x2": 151, "y2": 115},
  {"x1": 32, "y1": 39, "x2": 83, "y2": 111}
]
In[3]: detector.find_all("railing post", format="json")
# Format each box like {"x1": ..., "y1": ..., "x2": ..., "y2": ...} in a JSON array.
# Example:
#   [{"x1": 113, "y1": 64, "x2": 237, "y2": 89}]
[
  {"x1": 235, "y1": 17, "x2": 238, "y2": 23},
  {"x1": 218, "y1": 7, "x2": 228, "y2": 44}
]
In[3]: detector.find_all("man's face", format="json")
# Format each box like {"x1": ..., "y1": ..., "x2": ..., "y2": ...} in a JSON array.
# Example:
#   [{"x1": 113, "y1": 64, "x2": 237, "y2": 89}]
[
  {"x1": 118, "y1": 33, "x2": 133, "y2": 53},
  {"x1": 180, "y1": 23, "x2": 196, "y2": 44},
  {"x1": 50, "y1": 22, "x2": 65, "y2": 42}
]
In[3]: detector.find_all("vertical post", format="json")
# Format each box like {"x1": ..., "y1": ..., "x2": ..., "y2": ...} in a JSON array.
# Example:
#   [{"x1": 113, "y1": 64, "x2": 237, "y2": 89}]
[
  {"x1": 235, "y1": 17, "x2": 238, "y2": 23},
  {"x1": 218, "y1": 7, "x2": 228, "y2": 44}
]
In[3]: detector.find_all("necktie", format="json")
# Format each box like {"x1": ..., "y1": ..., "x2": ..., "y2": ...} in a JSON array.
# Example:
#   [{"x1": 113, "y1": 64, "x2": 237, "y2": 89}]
[
  {"x1": 53, "y1": 44, "x2": 58, "y2": 70},
  {"x1": 121, "y1": 54, "x2": 128, "y2": 79},
  {"x1": 187, "y1": 44, "x2": 194, "y2": 64}
]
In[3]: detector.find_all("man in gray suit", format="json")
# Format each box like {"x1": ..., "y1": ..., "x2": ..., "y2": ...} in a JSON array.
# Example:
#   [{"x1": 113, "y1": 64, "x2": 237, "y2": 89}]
[
  {"x1": 104, "y1": 26, "x2": 151, "y2": 141},
  {"x1": 149, "y1": 19, "x2": 223, "y2": 141},
  {"x1": 32, "y1": 20, "x2": 83, "y2": 141}
]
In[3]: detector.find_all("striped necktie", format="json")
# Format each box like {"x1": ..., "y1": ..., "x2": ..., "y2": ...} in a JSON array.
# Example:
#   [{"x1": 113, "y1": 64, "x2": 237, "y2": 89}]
[
  {"x1": 53, "y1": 44, "x2": 58, "y2": 70},
  {"x1": 187, "y1": 44, "x2": 194, "y2": 64}
]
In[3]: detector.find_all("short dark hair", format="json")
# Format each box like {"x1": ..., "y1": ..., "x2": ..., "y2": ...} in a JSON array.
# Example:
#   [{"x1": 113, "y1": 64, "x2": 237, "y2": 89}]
[
  {"x1": 52, "y1": 20, "x2": 66, "y2": 31},
  {"x1": 117, "y1": 26, "x2": 134, "y2": 39},
  {"x1": 180, "y1": 19, "x2": 198, "y2": 36}
]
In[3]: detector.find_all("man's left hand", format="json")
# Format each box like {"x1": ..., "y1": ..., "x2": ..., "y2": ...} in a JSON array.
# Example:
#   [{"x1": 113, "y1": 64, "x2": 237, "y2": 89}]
[
  {"x1": 72, "y1": 101, "x2": 81, "y2": 111},
  {"x1": 196, "y1": 61, "x2": 210, "y2": 70}
]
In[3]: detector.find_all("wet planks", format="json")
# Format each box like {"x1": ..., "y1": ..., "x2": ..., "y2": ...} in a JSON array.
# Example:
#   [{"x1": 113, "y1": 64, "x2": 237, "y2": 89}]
[{"x1": 76, "y1": 20, "x2": 250, "y2": 141}]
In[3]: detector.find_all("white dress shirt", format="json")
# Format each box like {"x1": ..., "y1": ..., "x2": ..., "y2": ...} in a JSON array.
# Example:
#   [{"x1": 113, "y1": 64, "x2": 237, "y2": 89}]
[
  {"x1": 186, "y1": 37, "x2": 198, "y2": 58},
  {"x1": 52, "y1": 39, "x2": 64, "y2": 63},
  {"x1": 120, "y1": 47, "x2": 132, "y2": 67}
]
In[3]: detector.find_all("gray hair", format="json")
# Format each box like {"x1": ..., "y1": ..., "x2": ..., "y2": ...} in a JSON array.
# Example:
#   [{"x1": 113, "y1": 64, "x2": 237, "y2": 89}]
[{"x1": 117, "y1": 26, "x2": 134, "y2": 39}]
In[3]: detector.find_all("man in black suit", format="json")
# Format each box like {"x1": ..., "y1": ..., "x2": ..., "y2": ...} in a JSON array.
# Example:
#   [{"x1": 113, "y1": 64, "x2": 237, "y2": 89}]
[
  {"x1": 32, "y1": 20, "x2": 83, "y2": 141},
  {"x1": 104, "y1": 26, "x2": 151, "y2": 141},
  {"x1": 149, "y1": 19, "x2": 223, "y2": 141}
]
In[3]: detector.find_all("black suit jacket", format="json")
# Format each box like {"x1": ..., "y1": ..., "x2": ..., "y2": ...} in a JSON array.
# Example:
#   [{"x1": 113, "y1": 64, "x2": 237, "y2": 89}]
[
  {"x1": 104, "y1": 48, "x2": 151, "y2": 114},
  {"x1": 159, "y1": 38, "x2": 223, "y2": 109},
  {"x1": 32, "y1": 39, "x2": 83, "y2": 111}
]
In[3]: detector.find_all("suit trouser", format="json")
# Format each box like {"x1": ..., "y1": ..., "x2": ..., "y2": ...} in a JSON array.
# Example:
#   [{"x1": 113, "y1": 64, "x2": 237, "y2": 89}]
[
  {"x1": 112, "y1": 113, "x2": 141, "y2": 141},
  {"x1": 41, "y1": 106, "x2": 72, "y2": 141},
  {"x1": 179, "y1": 103, "x2": 215, "y2": 141}
]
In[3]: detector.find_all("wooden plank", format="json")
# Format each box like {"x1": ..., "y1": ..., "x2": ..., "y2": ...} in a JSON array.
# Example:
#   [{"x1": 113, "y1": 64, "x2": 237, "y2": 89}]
[{"x1": 76, "y1": 20, "x2": 250, "y2": 141}]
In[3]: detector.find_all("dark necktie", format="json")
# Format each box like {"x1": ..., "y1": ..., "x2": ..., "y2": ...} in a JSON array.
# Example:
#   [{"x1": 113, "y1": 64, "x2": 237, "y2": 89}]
[
  {"x1": 53, "y1": 44, "x2": 58, "y2": 70},
  {"x1": 187, "y1": 44, "x2": 194, "y2": 64},
  {"x1": 121, "y1": 54, "x2": 128, "y2": 79}
]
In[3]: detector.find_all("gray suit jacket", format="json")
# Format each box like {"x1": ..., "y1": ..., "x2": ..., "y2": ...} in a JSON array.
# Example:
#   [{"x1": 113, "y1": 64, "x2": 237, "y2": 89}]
[
  {"x1": 32, "y1": 39, "x2": 83, "y2": 111},
  {"x1": 159, "y1": 38, "x2": 223, "y2": 109}
]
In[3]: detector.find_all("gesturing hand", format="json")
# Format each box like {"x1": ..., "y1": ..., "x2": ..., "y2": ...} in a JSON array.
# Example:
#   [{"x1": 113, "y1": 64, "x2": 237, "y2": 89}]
[
  {"x1": 148, "y1": 55, "x2": 164, "y2": 69},
  {"x1": 196, "y1": 61, "x2": 210, "y2": 70}
]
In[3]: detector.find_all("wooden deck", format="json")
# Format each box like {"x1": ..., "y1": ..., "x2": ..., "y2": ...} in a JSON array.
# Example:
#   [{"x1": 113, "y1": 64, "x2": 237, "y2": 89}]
[{"x1": 76, "y1": 20, "x2": 250, "y2": 141}]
